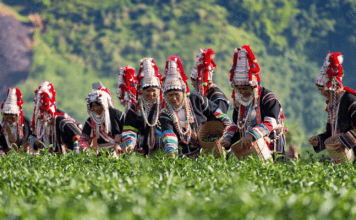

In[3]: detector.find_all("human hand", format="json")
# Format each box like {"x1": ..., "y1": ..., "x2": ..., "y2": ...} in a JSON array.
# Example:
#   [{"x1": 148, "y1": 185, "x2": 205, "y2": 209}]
[
  {"x1": 34, "y1": 139, "x2": 43, "y2": 147},
  {"x1": 241, "y1": 134, "x2": 254, "y2": 150},
  {"x1": 308, "y1": 136, "x2": 319, "y2": 147},
  {"x1": 333, "y1": 141, "x2": 345, "y2": 153},
  {"x1": 220, "y1": 138, "x2": 230, "y2": 149},
  {"x1": 115, "y1": 134, "x2": 122, "y2": 143}
]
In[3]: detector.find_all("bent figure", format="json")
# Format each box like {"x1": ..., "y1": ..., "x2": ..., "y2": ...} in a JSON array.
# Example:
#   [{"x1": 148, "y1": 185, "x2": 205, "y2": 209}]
[
  {"x1": 229, "y1": 45, "x2": 286, "y2": 160},
  {"x1": 159, "y1": 56, "x2": 237, "y2": 158},
  {"x1": 0, "y1": 88, "x2": 31, "y2": 155},
  {"x1": 79, "y1": 82, "x2": 124, "y2": 156},
  {"x1": 309, "y1": 52, "x2": 356, "y2": 163},
  {"x1": 30, "y1": 81, "x2": 82, "y2": 154},
  {"x1": 190, "y1": 48, "x2": 229, "y2": 113},
  {"x1": 121, "y1": 59, "x2": 163, "y2": 155}
]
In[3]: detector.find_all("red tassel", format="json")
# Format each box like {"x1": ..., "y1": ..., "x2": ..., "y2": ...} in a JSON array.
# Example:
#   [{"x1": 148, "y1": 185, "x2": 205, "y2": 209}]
[{"x1": 242, "y1": 45, "x2": 260, "y2": 83}]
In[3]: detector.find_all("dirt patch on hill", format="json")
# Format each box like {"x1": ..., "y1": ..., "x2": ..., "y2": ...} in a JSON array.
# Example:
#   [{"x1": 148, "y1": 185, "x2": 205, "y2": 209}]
[{"x1": 0, "y1": 11, "x2": 36, "y2": 99}]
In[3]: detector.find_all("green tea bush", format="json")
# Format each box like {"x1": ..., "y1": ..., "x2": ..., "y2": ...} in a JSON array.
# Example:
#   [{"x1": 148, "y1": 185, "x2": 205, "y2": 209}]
[{"x1": 1, "y1": 152, "x2": 356, "y2": 219}]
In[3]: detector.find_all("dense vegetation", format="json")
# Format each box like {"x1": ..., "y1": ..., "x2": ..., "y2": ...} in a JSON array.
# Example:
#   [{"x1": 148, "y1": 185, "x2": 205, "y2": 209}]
[
  {"x1": 2, "y1": 0, "x2": 356, "y2": 147},
  {"x1": 0, "y1": 151, "x2": 355, "y2": 219}
]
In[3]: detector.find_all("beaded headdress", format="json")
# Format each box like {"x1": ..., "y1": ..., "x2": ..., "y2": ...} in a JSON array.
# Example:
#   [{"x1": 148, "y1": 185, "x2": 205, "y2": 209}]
[
  {"x1": 229, "y1": 45, "x2": 260, "y2": 87},
  {"x1": 315, "y1": 52, "x2": 344, "y2": 90},
  {"x1": 86, "y1": 82, "x2": 114, "y2": 134},
  {"x1": 1, "y1": 88, "x2": 24, "y2": 126},
  {"x1": 190, "y1": 48, "x2": 217, "y2": 95},
  {"x1": 32, "y1": 80, "x2": 56, "y2": 120},
  {"x1": 86, "y1": 82, "x2": 114, "y2": 111},
  {"x1": 137, "y1": 58, "x2": 162, "y2": 90},
  {"x1": 117, "y1": 66, "x2": 138, "y2": 109},
  {"x1": 31, "y1": 80, "x2": 57, "y2": 135},
  {"x1": 229, "y1": 45, "x2": 261, "y2": 106},
  {"x1": 162, "y1": 56, "x2": 189, "y2": 94}
]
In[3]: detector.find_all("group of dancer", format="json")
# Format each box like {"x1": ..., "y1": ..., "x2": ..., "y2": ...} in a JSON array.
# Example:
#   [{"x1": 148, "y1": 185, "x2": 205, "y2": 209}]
[{"x1": 1, "y1": 45, "x2": 355, "y2": 163}]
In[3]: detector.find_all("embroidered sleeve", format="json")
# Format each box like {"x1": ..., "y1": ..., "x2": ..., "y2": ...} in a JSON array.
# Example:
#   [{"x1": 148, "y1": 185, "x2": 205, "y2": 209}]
[
  {"x1": 59, "y1": 118, "x2": 82, "y2": 139},
  {"x1": 208, "y1": 89, "x2": 229, "y2": 114},
  {"x1": 247, "y1": 92, "x2": 281, "y2": 140},
  {"x1": 122, "y1": 106, "x2": 138, "y2": 150},
  {"x1": 159, "y1": 114, "x2": 178, "y2": 154},
  {"x1": 79, "y1": 120, "x2": 92, "y2": 149},
  {"x1": 213, "y1": 99, "x2": 229, "y2": 114}
]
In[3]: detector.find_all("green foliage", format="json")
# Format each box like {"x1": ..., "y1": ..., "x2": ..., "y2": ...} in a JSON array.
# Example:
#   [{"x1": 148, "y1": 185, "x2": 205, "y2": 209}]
[
  {"x1": 219, "y1": 0, "x2": 299, "y2": 51},
  {"x1": 1, "y1": 153, "x2": 356, "y2": 219}
]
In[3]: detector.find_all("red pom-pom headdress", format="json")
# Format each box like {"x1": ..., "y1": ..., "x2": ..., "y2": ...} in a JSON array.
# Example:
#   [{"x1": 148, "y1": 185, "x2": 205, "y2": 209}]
[
  {"x1": 326, "y1": 52, "x2": 344, "y2": 89},
  {"x1": 229, "y1": 45, "x2": 261, "y2": 106},
  {"x1": 229, "y1": 45, "x2": 260, "y2": 87},
  {"x1": 117, "y1": 66, "x2": 138, "y2": 108},
  {"x1": 315, "y1": 52, "x2": 344, "y2": 90},
  {"x1": 191, "y1": 48, "x2": 217, "y2": 95},
  {"x1": 31, "y1": 81, "x2": 57, "y2": 131}
]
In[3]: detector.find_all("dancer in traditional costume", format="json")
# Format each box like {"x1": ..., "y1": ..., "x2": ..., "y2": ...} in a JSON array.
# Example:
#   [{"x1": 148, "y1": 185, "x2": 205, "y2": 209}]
[
  {"x1": 121, "y1": 59, "x2": 163, "y2": 155},
  {"x1": 117, "y1": 66, "x2": 138, "y2": 112},
  {"x1": 160, "y1": 56, "x2": 237, "y2": 158},
  {"x1": 79, "y1": 82, "x2": 124, "y2": 155},
  {"x1": 0, "y1": 88, "x2": 31, "y2": 155},
  {"x1": 309, "y1": 52, "x2": 356, "y2": 163},
  {"x1": 229, "y1": 45, "x2": 286, "y2": 158},
  {"x1": 190, "y1": 48, "x2": 229, "y2": 113},
  {"x1": 30, "y1": 81, "x2": 82, "y2": 154}
]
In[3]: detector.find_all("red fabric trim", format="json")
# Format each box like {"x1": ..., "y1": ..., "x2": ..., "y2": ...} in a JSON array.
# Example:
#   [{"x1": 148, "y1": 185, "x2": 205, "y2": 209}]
[{"x1": 344, "y1": 87, "x2": 356, "y2": 96}]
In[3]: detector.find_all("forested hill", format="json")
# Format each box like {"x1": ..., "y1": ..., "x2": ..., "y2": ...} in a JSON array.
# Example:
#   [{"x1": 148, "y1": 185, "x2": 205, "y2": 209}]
[{"x1": 2, "y1": 0, "x2": 356, "y2": 147}]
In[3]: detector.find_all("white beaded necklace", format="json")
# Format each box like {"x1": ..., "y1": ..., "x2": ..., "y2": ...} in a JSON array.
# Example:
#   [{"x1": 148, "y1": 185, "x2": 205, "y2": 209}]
[
  {"x1": 140, "y1": 97, "x2": 160, "y2": 127},
  {"x1": 166, "y1": 96, "x2": 193, "y2": 143}
]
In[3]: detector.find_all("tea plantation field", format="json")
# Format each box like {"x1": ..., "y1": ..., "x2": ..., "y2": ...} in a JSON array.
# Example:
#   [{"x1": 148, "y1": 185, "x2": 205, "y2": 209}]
[{"x1": 1, "y1": 150, "x2": 356, "y2": 219}]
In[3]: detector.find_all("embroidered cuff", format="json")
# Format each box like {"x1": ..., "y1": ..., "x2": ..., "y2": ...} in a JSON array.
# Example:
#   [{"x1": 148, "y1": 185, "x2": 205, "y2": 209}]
[
  {"x1": 247, "y1": 130, "x2": 258, "y2": 141},
  {"x1": 338, "y1": 131, "x2": 356, "y2": 150},
  {"x1": 249, "y1": 124, "x2": 270, "y2": 140},
  {"x1": 73, "y1": 135, "x2": 80, "y2": 142}
]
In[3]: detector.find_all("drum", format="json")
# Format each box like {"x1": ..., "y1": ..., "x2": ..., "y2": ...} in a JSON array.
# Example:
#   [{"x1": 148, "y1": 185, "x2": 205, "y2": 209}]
[
  {"x1": 231, "y1": 137, "x2": 273, "y2": 162},
  {"x1": 198, "y1": 121, "x2": 226, "y2": 158},
  {"x1": 325, "y1": 134, "x2": 355, "y2": 164}
]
